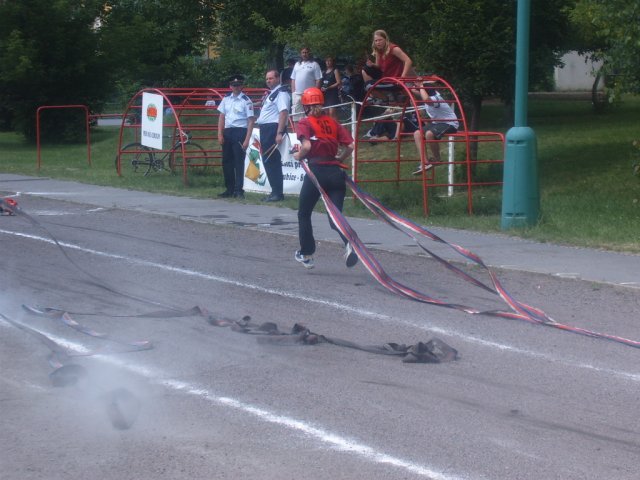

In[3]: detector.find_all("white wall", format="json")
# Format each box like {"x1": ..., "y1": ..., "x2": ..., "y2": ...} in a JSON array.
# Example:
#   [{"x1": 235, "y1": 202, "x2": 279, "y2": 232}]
[{"x1": 554, "y1": 51, "x2": 603, "y2": 91}]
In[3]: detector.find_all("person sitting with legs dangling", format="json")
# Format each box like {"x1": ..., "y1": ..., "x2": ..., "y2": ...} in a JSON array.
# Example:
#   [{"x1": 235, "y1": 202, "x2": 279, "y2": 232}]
[{"x1": 411, "y1": 84, "x2": 459, "y2": 175}]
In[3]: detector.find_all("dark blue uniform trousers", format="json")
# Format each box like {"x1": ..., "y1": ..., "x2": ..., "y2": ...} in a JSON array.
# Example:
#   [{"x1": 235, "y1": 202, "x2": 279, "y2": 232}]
[
  {"x1": 222, "y1": 127, "x2": 248, "y2": 194},
  {"x1": 259, "y1": 123, "x2": 283, "y2": 197}
]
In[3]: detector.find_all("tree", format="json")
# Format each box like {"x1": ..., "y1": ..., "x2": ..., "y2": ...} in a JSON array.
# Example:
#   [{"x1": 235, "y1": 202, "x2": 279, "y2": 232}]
[
  {"x1": 0, "y1": 0, "x2": 111, "y2": 140},
  {"x1": 216, "y1": 0, "x2": 306, "y2": 71},
  {"x1": 98, "y1": 0, "x2": 222, "y2": 94},
  {"x1": 417, "y1": 0, "x2": 572, "y2": 128},
  {"x1": 300, "y1": 0, "x2": 421, "y2": 65},
  {"x1": 298, "y1": 0, "x2": 574, "y2": 130},
  {"x1": 570, "y1": 0, "x2": 640, "y2": 95},
  {"x1": 0, "y1": 0, "x2": 226, "y2": 140}
]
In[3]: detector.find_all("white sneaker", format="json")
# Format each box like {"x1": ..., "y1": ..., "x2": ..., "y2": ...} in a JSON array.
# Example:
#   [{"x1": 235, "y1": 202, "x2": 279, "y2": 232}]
[
  {"x1": 344, "y1": 243, "x2": 358, "y2": 268},
  {"x1": 294, "y1": 250, "x2": 315, "y2": 269},
  {"x1": 412, "y1": 163, "x2": 434, "y2": 175},
  {"x1": 362, "y1": 130, "x2": 376, "y2": 139}
]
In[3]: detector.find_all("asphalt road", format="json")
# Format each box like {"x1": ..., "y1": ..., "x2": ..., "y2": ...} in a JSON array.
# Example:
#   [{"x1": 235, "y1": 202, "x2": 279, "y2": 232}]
[{"x1": 1, "y1": 195, "x2": 639, "y2": 480}]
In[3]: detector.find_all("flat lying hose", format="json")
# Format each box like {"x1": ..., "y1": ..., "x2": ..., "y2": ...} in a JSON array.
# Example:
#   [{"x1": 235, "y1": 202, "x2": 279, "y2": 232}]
[{"x1": 207, "y1": 315, "x2": 458, "y2": 364}]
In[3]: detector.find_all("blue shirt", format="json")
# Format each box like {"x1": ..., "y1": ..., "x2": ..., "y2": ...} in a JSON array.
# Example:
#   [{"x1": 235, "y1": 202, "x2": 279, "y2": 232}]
[
  {"x1": 257, "y1": 85, "x2": 290, "y2": 125},
  {"x1": 217, "y1": 92, "x2": 255, "y2": 128}
]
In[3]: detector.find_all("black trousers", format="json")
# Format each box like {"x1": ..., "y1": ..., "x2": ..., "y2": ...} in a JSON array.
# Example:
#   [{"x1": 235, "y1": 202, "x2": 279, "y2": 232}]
[
  {"x1": 222, "y1": 127, "x2": 248, "y2": 193},
  {"x1": 297, "y1": 164, "x2": 348, "y2": 256},
  {"x1": 259, "y1": 123, "x2": 283, "y2": 197}
]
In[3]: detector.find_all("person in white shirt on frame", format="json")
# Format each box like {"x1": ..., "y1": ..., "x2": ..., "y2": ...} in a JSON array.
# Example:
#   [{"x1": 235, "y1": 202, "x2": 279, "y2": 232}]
[{"x1": 412, "y1": 83, "x2": 459, "y2": 175}]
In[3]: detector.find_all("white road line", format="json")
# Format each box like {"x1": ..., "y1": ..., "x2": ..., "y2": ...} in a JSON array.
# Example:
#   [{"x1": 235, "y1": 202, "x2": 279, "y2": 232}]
[
  {"x1": 1, "y1": 228, "x2": 387, "y2": 320},
  {"x1": 28, "y1": 211, "x2": 76, "y2": 216},
  {"x1": 0, "y1": 320, "x2": 469, "y2": 480},
  {"x1": 12, "y1": 191, "x2": 82, "y2": 196},
  {"x1": 2, "y1": 227, "x2": 640, "y2": 384}
]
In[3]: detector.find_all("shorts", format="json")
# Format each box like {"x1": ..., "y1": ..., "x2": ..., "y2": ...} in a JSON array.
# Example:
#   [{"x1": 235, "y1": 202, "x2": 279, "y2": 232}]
[
  {"x1": 402, "y1": 113, "x2": 420, "y2": 134},
  {"x1": 291, "y1": 92, "x2": 304, "y2": 117},
  {"x1": 425, "y1": 123, "x2": 458, "y2": 140}
]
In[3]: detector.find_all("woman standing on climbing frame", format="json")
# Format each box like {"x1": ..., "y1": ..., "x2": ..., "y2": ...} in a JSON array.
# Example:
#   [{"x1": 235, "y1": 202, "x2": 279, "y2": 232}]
[{"x1": 362, "y1": 29, "x2": 415, "y2": 85}]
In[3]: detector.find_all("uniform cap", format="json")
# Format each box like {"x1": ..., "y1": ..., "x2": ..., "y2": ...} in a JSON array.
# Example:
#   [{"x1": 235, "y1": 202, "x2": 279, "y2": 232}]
[{"x1": 228, "y1": 74, "x2": 245, "y2": 86}]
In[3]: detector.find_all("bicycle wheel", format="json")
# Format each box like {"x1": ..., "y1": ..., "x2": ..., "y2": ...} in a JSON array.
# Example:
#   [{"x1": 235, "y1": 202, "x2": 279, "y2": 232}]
[
  {"x1": 170, "y1": 142, "x2": 211, "y2": 175},
  {"x1": 116, "y1": 143, "x2": 156, "y2": 175}
]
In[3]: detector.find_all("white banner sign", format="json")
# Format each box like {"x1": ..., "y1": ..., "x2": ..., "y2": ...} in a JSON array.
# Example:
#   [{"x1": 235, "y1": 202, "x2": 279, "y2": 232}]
[
  {"x1": 141, "y1": 92, "x2": 164, "y2": 150},
  {"x1": 243, "y1": 129, "x2": 304, "y2": 195}
]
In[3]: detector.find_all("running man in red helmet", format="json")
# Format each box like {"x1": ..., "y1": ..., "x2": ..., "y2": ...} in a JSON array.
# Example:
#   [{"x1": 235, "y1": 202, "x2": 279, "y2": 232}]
[{"x1": 292, "y1": 87, "x2": 357, "y2": 270}]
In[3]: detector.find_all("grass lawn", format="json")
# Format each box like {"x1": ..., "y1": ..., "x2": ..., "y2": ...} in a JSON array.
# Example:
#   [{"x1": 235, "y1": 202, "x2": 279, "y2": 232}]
[
  {"x1": 1, "y1": 95, "x2": 639, "y2": 252},
  {"x1": 519, "y1": 97, "x2": 640, "y2": 251}
]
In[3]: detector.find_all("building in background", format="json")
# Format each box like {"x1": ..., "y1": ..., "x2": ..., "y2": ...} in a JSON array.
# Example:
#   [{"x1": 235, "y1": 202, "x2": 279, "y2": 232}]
[{"x1": 554, "y1": 51, "x2": 602, "y2": 91}]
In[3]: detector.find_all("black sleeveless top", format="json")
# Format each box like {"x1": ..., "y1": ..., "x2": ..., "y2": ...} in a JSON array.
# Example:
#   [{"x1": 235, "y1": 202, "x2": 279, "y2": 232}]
[{"x1": 321, "y1": 69, "x2": 339, "y2": 107}]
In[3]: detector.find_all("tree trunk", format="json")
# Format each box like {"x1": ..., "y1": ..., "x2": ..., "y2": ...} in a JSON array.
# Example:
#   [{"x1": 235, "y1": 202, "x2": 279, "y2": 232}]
[
  {"x1": 467, "y1": 95, "x2": 483, "y2": 133},
  {"x1": 266, "y1": 44, "x2": 285, "y2": 71}
]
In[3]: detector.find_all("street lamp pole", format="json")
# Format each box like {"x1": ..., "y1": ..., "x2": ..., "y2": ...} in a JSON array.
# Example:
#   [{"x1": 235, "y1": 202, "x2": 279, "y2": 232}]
[{"x1": 501, "y1": 0, "x2": 539, "y2": 229}]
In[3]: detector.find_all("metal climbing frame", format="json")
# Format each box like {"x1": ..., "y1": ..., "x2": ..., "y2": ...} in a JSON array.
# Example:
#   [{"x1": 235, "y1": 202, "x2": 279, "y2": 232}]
[
  {"x1": 353, "y1": 76, "x2": 504, "y2": 215},
  {"x1": 116, "y1": 87, "x2": 268, "y2": 185}
]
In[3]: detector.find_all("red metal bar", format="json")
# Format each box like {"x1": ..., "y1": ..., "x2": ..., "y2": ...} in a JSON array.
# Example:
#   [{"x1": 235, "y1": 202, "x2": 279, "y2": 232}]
[
  {"x1": 353, "y1": 76, "x2": 504, "y2": 216},
  {"x1": 116, "y1": 87, "x2": 268, "y2": 185}
]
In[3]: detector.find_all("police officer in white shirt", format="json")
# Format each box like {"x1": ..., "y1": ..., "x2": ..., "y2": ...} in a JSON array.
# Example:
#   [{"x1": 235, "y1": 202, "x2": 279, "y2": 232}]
[
  {"x1": 256, "y1": 69, "x2": 291, "y2": 202},
  {"x1": 290, "y1": 47, "x2": 322, "y2": 121},
  {"x1": 217, "y1": 74, "x2": 256, "y2": 198}
]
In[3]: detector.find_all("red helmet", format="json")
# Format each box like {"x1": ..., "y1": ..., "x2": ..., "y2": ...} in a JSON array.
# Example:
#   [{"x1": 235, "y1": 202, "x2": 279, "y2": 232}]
[{"x1": 301, "y1": 87, "x2": 324, "y2": 106}]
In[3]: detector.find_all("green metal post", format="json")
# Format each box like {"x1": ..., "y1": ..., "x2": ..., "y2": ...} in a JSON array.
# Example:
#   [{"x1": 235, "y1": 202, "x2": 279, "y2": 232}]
[{"x1": 501, "y1": 0, "x2": 539, "y2": 229}]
